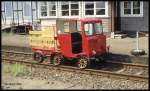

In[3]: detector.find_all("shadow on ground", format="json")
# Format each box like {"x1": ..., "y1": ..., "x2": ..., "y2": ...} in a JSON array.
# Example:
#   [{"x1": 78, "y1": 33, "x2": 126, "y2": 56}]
[
  {"x1": 115, "y1": 31, "x2": 148, "y2": 38},
  {"x1": 90, "y1": 53, "x2": 148, "y2": 71},
  {"x1": 102, "y1": 52, "x2": 148, "y2": 64},
  {"x1": 61, "y1": 52, "x2": 148, "y2": 72}
]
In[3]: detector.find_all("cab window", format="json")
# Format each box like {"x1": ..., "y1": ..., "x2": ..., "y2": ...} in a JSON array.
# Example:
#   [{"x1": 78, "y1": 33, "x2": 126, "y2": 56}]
[
  {"x1": 95, "y1": 23, "x2": 103, "y2": 34},
  {"x1": 84, "y1": 23, "x2": 94, "y2": 36}
]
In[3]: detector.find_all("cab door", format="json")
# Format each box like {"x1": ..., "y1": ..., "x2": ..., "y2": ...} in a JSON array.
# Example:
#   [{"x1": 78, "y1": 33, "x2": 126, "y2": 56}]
[
  {"x1": 81, "y1": 22, "x2": 106, "y2": 56},
  {"x1": 94, "y1": 22, "x2": 106, "y2": 55}
]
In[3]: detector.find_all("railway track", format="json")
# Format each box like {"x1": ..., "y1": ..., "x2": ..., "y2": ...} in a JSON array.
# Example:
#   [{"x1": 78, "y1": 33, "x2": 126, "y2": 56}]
[
  {"x1": 2, "y1": 50, "x2": 149, "y2": 83},
  {"x1": 102, "y1": 60, "x2": 148, "y2": 77},
  {"x1": 2, "y1": 45, "x2": 32, "y2": 52}
]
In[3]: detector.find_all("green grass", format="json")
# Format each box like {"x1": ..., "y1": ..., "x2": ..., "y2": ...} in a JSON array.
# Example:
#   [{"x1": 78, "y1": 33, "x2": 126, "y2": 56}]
[
  {"x1": 1, "y1": 31, "x2": 15, "y2": 36},
  {"x1": 2, "y1": 63, "x2": 31, "y2": 77}
]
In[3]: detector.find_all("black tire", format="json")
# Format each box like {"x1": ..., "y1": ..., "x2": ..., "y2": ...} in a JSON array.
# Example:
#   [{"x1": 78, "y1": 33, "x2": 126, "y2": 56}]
[
  {"x1": 53, "y1": 54, "x2": 62, "y2": 66},
  {"x1": 130, "y1": 49, "x2": 145, "y2": 56},
  {"x1": 33, "y1": 52, "x2": 44, "y2": 63},
  {"x1": 78, "y1": 56, "x2": 89, "y2": 69}
]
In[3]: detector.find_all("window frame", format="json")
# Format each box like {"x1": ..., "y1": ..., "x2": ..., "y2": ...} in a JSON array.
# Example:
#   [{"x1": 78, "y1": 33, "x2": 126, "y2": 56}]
[
  {"x1": 95, "y1": 1, "x2": 106, "y2": 15},
  {"x1": 5, "y1": 2, "x2": 13, "y2": 18},
  {"x1": 70, "y1": 2, "x2": 79, "y2": 16},
  {"x1": 84, "y1": 23, "x2": 95, "y2": 36},
  {"x1": 23, "y1": 2, "x2": 32, "y2": 18},
  {"x1": 84, "y1": 2, "x2": 94, "y2": 16},
  {"x1": 120, "y1": 1, "x2": 143, "y2": 17},
  {"x1": 61, "y1": 2, "x2": 69, "y2": 17},
  {"x1": 48, "y1": 2, "x2": 57, "y2": 17},
  {"x1": 83, "y1": 1, "x2": 108, "y2": 18},
  {"x1": 2, "y1": 2, "x2": 6, "y2": 24},
  {"x1": 94, "y1": 22, "x2": 103, "y2": 34},
  {"x1": 39, "y1": 2, "x2": 48, "y2": 18},
  {"x1": 39, "y1": 2, "x2": 57, "y2": 19},
  {"x1": 60, "y1": 1, "x2": 80, "y2": 18}
]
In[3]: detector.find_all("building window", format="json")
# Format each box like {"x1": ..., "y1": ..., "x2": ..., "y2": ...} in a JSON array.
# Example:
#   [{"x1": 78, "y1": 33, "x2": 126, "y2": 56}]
[
  {"x1": 133, "y1": 1, "x2": 140, "y2": 14},
  {"x1": 13, "y1": 2, "x2": 17, "y2": 10},
  {"x1": 71, "y1": 2, "x2": 79, "y2": 16},
  {"x1": 64, "y1": 21, "x2": 69, "y2": 33},
  {"x1": 5, "y1": 2, "x2": 13, "y2": 17},
  {"x1": 23, "y1": 2, "x2": 32, "y2": 16},
  {"x1": 85, "y1": 2, "x2": 94, "y2": 15},
  {"x1": 124, "y1": 1, "x2": 131, "y2": 14},
  {"x1": 121, "y1": 1, "x2": 143, "y2": 17},
  {"x1": 39, "y1": 2, "x2": 57, "y2": 17},
  {"x1": 18, "y1": 2, "x2": 23, "y2": 10},
  {"x1": 48, "y1": 2, "x2": 56, "y2": 16},
  {"x1": 96, "y1": 1, "x2": 105, "y2": 15},
  {"x1": 61, "y1": 2, "x2": 79, "y2": 17},
  {"x1": 61, "y1": 2, "x2": 69, "y2": 16},
  {"x1": 2, "y1": 2, "x2": 5, "y2": 11},
  {"x1": 84, "y1": 1, "x2": 108, "y2": 16},
  {"x1": 32, "y1": 2, "x2": 36, "y2": 10},
  {"x1": 40, "y1": 2, "x2": 47, "y2": 16}
]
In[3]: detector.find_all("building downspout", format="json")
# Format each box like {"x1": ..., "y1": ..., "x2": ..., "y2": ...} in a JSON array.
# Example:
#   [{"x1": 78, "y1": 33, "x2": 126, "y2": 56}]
[
  {"x1": 117, "y1": 1, "x2": 121, "y2": 32},
  {"x1": 110, "y1": 1, "x2": 115, "y2": 38},
  {"x1": 111, "y1": 1, "x2": 115, "y2": 32}
]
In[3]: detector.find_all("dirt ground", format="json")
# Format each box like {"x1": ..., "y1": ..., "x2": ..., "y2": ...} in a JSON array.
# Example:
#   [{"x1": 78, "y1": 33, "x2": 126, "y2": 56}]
[
  {"x1": 2, "y1": 33, "x2": 29, "y2": 47},
  {"x1": 2, "y1": 33, "x2": 149, "y2": 90},
  {"x1": 2, "y1": 63, "x2": 148, "y2": 90},
  {"x1": 107, "y1": 37, "x2": 149, "y2": 57},
  {"x1": 2, "y1": 73, "x2": 85, "y2": 89},
  {"x1": 2, "y1": 33, "x2": 149, "y2": 57}
]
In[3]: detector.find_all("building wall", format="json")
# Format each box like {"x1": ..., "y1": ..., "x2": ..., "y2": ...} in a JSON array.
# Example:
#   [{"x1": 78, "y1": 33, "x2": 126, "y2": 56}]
[
  {"x1": 1, "y1": 1, "x2": 38, "y2": 29},
  {"x1": 39, "y1": 1, "x2": 112, "y2": 33},
  {"x1": 40, "y1": 19, "x2": 56, "y2": 30},
  {"x1": 120, "y1": 1, "x2": 149, "y2": 32},
  {"x1": 2, "y1": 1, "x2": 149, "y2": 33},
  {"x1": 1, "y1": 1, "x2": 113, "y2": 33}
]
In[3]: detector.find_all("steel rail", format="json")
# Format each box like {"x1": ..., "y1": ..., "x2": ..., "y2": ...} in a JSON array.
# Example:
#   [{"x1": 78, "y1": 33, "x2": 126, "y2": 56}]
[
  {"x1": 2, "y1": 50, "x2": 148, "y2": 68},
  {"x1": 1, "y1": 50, "x2": 32, "y2": 55},
  {"x1": 104, "y1": 60, "x2": 148, "y2": 68},
  {"x1": 2, "y1": 58, "x2": 148, "y2": 83}
]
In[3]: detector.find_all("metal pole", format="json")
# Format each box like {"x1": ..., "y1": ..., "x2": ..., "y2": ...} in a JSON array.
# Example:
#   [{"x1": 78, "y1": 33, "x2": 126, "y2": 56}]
[
  {"x1": 36, "y1": 1, "x2": 38, "y2": 20},
  {"x1": 22, "y1": 2, "x2": 24, "y2": 24},
  {"x1": 17, "y1": 1, "x2": 19, "y2": 26},
  {"x1": 136, "y1": 31, "x2": 139, "y2": 50},
  {"x1": 12, "y1": 1, "x2": 15, "y2": 33},
  {"x1": 4, "y1": 2, "x2": 6, "y2": 25},
  {"x1": 31, "y1": 1, "x2": 33, "y2": 26}
]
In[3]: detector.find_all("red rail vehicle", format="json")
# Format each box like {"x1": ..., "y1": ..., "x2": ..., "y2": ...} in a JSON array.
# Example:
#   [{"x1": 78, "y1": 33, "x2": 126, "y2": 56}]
[{"x1": 29, "y1": 18, "x2": 108, "y2": 68}]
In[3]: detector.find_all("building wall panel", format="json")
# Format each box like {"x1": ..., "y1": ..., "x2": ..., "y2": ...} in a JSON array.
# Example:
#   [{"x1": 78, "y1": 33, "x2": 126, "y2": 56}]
[{"x1": 120, "y1": 1, "x2": 149, "y2": 32}]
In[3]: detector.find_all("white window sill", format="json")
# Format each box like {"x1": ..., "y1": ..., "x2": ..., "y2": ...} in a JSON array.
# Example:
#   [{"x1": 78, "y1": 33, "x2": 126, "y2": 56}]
[
  {"x1": 83, "y1": 15, "x2": 109, "y2": 18},
  {"x1": 121, "y1": 15, "x2": 143, "y2": 17},
  {"x1": 39, "y1": 16, "x2": 57, "y2": 19},
  {"x1": 60, "y1": 16, "x2": 80, "y2": 18}
]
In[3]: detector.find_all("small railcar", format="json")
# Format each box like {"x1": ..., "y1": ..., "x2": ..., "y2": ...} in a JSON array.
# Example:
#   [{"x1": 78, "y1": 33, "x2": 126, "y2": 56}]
[{"x1": 29, "y1": 18, "x2": 108, "y2": 68}]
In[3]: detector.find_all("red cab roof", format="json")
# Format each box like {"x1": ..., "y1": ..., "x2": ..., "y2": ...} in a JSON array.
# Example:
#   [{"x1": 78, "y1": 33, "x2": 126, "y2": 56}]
[
  {"x1": 81, "y1": 18, "x2": 102, "y2": 23},
  {"x1": 56, "y1": 18, "x2": 102, "y2": 23}
]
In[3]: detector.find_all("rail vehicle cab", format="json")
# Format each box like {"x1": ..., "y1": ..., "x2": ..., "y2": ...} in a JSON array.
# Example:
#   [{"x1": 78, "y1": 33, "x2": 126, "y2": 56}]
[
  {"x1": 56, "y1": 18, "x2": 106, "y2": 68},
  {"x1": 30, "y1": 18, "x2": 107, "y2": 69}
]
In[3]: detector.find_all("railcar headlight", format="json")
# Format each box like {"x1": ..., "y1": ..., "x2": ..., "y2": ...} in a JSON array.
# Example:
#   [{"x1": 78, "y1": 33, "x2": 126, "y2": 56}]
[{"x1": 92, "y1": 50, "x2": 96, "y2": 55}]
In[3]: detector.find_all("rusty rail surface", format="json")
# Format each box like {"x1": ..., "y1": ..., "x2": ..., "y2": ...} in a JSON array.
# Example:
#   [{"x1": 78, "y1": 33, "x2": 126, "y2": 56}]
[
  {"x1": 2, "y1": 50, "x2": 148, "y2": 67},
  {"x1": 104, "y1": 60, "x2": 148, "y2": 68},
  {"x1": 2, "y1": 57, "x2": 148, "y2": 83}
]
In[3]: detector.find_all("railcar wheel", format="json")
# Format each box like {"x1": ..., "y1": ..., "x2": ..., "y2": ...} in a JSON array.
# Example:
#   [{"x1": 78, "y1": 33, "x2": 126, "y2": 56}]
[
  {"x1": 78, "y1": 57, "x2": 89, "y2": 69},
  {"x1": 53, "y1": 54, "x2": 62, "y2": 66},
  {"x1": 33, "y1": 52, "x2": 44, "y2": 63}
]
